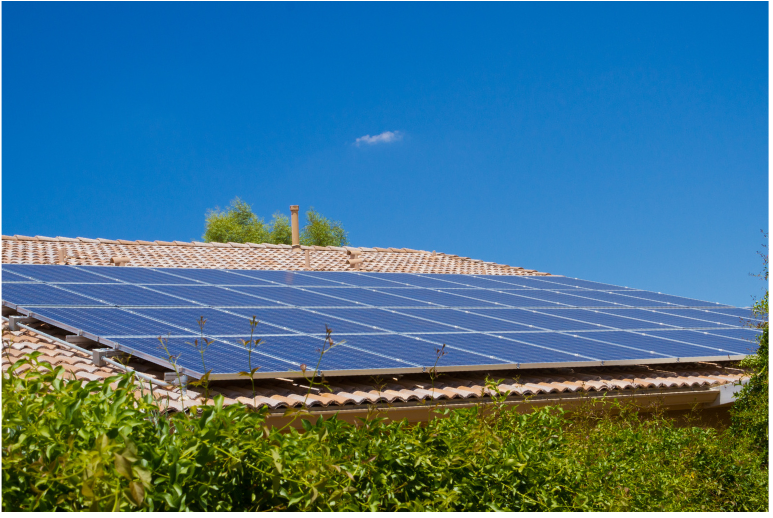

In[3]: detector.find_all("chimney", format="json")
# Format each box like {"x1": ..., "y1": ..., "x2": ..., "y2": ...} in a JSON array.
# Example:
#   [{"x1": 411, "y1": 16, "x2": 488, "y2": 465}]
[{"x1": 290, "y1": 205, "x2": 300, "y2": 249}]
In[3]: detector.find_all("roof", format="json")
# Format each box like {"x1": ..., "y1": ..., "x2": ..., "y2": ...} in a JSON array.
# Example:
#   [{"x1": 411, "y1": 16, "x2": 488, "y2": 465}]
[
  {"x1": 3, "y1": 323, "x2": 747, "y2": 421},
  {"x1": 1, "y1": 235, "x2": 549, "y2": 276}
]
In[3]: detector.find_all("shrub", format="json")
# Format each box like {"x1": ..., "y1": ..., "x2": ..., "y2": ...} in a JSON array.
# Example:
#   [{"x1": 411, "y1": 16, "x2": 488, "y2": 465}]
[{"x1": 2, "y1": 353, "x2": 767, "y2": 511}]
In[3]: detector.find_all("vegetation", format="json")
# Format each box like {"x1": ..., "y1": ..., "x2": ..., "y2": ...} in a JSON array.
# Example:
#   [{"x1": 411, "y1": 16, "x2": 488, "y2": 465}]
[
  {"x1": 730, "y1": 236, "x2": 768, "y2": 456},
  {"x1": 203, "y1": 198, "x2": 348, "y2": 247}
]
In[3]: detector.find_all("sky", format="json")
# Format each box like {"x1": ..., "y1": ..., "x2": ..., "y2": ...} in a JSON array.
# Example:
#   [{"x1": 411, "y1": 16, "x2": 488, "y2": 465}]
[{"x1": 2, "y1": 2, "x2": 768, "y2": 307}]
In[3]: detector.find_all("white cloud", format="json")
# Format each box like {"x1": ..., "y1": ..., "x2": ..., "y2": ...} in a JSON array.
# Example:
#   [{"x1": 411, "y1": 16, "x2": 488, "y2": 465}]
[{"x1": 355, "y1": 130, "x2": 403, "y2": 146}]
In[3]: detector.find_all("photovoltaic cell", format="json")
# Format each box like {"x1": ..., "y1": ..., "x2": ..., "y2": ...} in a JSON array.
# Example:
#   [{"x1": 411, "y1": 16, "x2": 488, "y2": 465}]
[
  {"x1": 425, "y1": 274, "x2": 527, "y2": 289},
  {"x1": 228, "y1": 334, "x2": 418, "y2": 371},
  {"x1": 2, "y1": 283, "x2": 106, "y2": 306},
  {"x1": 225, "y1": 307, "x2": 379, "y2": 334},
  {"x1": 617, "y1": 290, "x2": 730, "y2": 308},
  {"x1": 337, "y1": 333, "x2": 511, "y2": 367},
  {"x1": 536, "y1": 308, "x2": 673, "y2": 330},
  {"x1": 117, "y1": 337, "x2": 294, "y2": 375},
  {"x1": 418, "y1": 333, "x2": 588, "y2": 363},
  {"x1": 298, "y1": 271, "x2": 406, "y2": 287},
  {"x1": 498, "y1": 332, "x2": 666, "y2": 361},
  {"x1": 131, "y1": 307, "x2": 299, "y2": 336},
  {"x1": 234, "y1": 287, "x2": 354, "y2": 307},
  {"x1": 572, "y1": 331, "x2": 737, "y2": 358},
  {"x1": 520, "y1": 276, "x2": 632, "y2": 291},
  {"x1": 3, "y1": 264, "x2": 120, "y2": 283},
  {"x1": 397, "y1": 308, "x2": 535, "y2": 332},
  {"x1": 437, "y1": 289, "x2": 558, "y2": 307},
  {"x1": 318, "y1": 308, "x2": 458, "y2": 333},
  {"x1": 154, "y1": 268, "x2": 275, "y2": 286},
  {"x1": 309, "y1": 288, "x2": 433, "y2": 307},
  {"x1": 27, "y1": 307, "x2": 190, "y2": 337},
  {"x1": 2, "y1": 270, "x2": 34, "y2": 282},
  {"x1": 654, "y1": 309, "x2": 752, "y2": 327},
  {"x1": 64, "y1": 284, "x2": 199, "y2": 307},
  {"x1": 640, "y1": 330, "x2": 754, "y2": 355},
  {"x1": 589, "y1": 308, "x2": 734, "y2": 329},
  {"x1": 149, "y1": 285, "x2": 283, "y2": 307},
  {"x1": 696, "y1": 328, "x2": 762, "y2": 342},
  {"x1": 78, "y1": 266, "x2": 202, "y2": 285},
  {"x1": 467, "y1": 308, "x2": 609, "y2": 331},
  {"x1": 228, "y1": 270, "x2": 348, "y2": 286},
  {"x1": 358, "y1": 273, "x2": 466, "y2": 289},
  {"x1": 377, "y1": 288, "x2": 501, "y2": 307}
]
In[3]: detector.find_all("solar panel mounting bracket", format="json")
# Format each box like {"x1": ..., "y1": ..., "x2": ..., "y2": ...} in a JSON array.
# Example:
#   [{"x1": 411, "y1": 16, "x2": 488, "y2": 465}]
[
  {"x1": 93, "y1": 348, "x2": 121, "y2": 367},
  {"x1": 9, "y1": 315, "x2": 36, "y2": 331}
]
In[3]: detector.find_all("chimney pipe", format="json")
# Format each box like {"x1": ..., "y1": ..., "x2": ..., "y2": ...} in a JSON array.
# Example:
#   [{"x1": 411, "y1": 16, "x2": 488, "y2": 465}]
[{"x1": 290, "y1": 205, "x2": 300, "y2": 249}]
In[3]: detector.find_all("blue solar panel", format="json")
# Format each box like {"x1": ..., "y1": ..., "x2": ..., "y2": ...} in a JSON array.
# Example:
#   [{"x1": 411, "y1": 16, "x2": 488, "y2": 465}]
[
  {"x1": 155, "y1": 268, "x2": 276, "y2": 286},
  {"x1": 336, "y1": 333, "x2": 512, "y2": 367},
  {"x1": 573, "y1": 331, "x2": 741, "y2": 357},
  {"x1": 377, "y1": 288, "x2": 501, "y2": 307},
  {"x1": 617, "y1": 291, "x2": 731, "y2": 308},
  {"x1": 226, "y1": 308, "x2": 379, "y2": 334},
  {"x1": 705, "y1": 307, "x2": 758, "y2": 319},
  {"x1": 536, "y1": 309, "x2": 674, "y2": 330},
  {"x1": 358, "y1": 273, "x2": 467, "y2": 289},
  {"x1": 590, "y1": 308, "x2": 734, "y2": 329},
  {"x1": 26, "y1": 307, "x2": 190, "y2": 337},
  {"x1": 425, "y1": 274, "x2": 527, "y2": 289},
  {"x1": 130, "y1": 307, "x2": 297, "y2": 336},
  {"x1": 234, "y1": 287, "x2": 353, "y2": 307},
  {"x1": 318, "y1": 308, "x2": 459, "y2": 333},
  {"x1": 3, "y1": 264, "x2": 120, "y2": 283},
  {"x1": 227, "y1": 334, "x2": 418, "y2": 371},
  {"x1": 2, "y1": 270, "x2": 34, "y2": 282},
  {"x1": 654, "y1": 308, "x2": 751, "y2": 327},
  {"x1": 298, "y1": 271, "x2": 406, "y2": 287},
  {"x1": 117, "y1": 337, "x2": 295, "y2": 375},
  {"x1": 2, "y1": 283, "x2": 105, "y2": 306},
  {"x1": 397, "y1": 308, "x2": 535, "y2": 332},
  {"x1": 3, "y1": 264, "x2": 754, "y2": 379},
  {"x1": 518, "y1": 276, "x2": 632, "y2": 291},
  {"x1": 78, "y1": 266, "x2": 202, "y2": 285},
  {"x1": 640, "y1": 330, "x2": 755, "y2": 355},
  {"x1": 63, "y1": 284, "x2": 199, "y2": 307},
  {"x1": 309, "y1": 288, "x2": 433, "y2": 307},
  {"x1": 696, "y1": 328, "x2": 763, "y2": 342},
  {"x1": 149, "y1": 285, "x2": 284, "y2": 307},
  {"x1": 228, "y1": 270, "x2": 347, "y2": 286},
  {"x1": 418, "y1": 333, "x2": 588, "y2": 363},
  {"x1": 497, "y1": 332, "x2": 666, "y2": 361},
  {"x1": 468, "y1": 308, "x2": 612, "y2": 331},
  {"x1": 441, "y1": 289, "x2": 559, "y2": 307}
]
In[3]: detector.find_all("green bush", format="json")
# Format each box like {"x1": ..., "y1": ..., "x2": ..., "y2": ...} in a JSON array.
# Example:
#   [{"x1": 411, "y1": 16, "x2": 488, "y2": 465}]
[
  {"x1": 2, "y1": 353, "x2": 767, "y2": 511},
  {"x1": 202, "y1": 198, "x2": 348, "y2": 246}
]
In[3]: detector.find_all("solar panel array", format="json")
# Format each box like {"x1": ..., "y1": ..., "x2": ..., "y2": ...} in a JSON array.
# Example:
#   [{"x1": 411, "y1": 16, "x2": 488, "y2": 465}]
[{"x1": 1, "y1": 264, "x2": 761, "y2": 380}]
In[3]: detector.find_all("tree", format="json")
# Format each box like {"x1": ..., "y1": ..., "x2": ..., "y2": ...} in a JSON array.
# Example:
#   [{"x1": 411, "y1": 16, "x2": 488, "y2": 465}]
[
  {"x1": 202, "y1": 198, "x2": 349, "y2": 247},
  {"x1": 202, "y1": 198, "x2": 269, "y2": 244},
  {"x1": 730, "y1": 233, "x2": 768, "y2": 456},
  {"x1": 301, "y1": 207, "x2": 349, "y2": 247}
]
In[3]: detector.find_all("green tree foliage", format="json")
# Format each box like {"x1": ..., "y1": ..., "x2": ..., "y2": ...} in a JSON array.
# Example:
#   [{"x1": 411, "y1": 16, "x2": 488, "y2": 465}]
[
  {"x1": 730, "y1": 236, "x2": 769, "y2": 456},
  {"x1": 2, "y1": 353, "x2": 768, "y2": 511},
  {"x1": 202, "y1": 198, "x2": 269, "y2": 244},
  {"x1": 300, "y1": 207, "x2": 348, "y2": 247},
  {"x1": 202, "y1": 199, "x2": 348, "y2": 247}
]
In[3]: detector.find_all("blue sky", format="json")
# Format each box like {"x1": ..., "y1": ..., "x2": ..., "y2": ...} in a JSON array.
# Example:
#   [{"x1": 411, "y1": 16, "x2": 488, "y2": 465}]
[{"x1": 2, "y1": 2, "x2": 768, "y2": 307}]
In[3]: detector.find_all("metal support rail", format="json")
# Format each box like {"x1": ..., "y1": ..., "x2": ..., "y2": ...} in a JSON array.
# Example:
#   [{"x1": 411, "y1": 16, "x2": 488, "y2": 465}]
[{"x1": 2, "y1": 315, "x2": 173, "y2": 388}]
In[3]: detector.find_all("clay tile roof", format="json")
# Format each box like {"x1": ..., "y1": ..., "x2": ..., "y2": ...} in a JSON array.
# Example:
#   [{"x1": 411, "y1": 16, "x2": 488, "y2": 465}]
[{"x1": 2, "y1": 234, "x2": 551, "y2": 275}]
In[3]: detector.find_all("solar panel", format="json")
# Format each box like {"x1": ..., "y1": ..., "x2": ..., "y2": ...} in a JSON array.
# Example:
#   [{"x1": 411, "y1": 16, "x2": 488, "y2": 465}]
[{"x1": 2, "y1": 264, "x2": 756, "y2": 379}]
